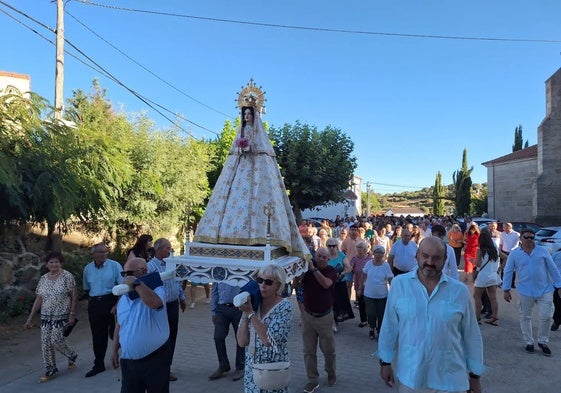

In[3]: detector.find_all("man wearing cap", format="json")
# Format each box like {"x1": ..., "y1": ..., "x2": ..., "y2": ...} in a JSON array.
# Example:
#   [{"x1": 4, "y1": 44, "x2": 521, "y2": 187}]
[{"x1": 503, "y1": 228, "x2": 561, "y2": 356}]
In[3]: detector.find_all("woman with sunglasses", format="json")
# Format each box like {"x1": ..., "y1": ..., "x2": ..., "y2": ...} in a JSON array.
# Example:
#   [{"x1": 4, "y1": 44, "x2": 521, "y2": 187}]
[
  {"x1": 326, "y1": 238, "x2": 354, "y2": 332},
  {"x1": 237, "y1": 265, "x2": 292, "y2": 393}
]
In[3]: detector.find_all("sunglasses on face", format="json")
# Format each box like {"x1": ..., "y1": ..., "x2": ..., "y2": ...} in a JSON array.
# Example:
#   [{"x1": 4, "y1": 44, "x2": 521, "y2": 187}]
[
  {"x1": 327, "y1": 244, "x2": 338, "y2": 248},
  {"x1": 256, "y1": 277, "x2": 275, "y2": 286},
  {"x1": 120, "y1": 268, "x2": 144, "y2": 277},
  {"x1": 522, "y1": 235, "x2": 535, "y2": 240}
]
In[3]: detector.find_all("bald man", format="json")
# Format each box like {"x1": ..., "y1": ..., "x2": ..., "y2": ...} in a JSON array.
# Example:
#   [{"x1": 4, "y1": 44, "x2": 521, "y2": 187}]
[
  {"x1": 111, "y1": 258, "x2": 170, "y2": 393},
  {"x1": 377, "y1": 237, "x2": 484, "y2": 393}
]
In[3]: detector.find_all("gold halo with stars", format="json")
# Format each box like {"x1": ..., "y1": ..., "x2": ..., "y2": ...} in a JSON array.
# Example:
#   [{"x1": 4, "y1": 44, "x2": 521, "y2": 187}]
[{"x1": 237, "y1": 78, "x2": 266, "y2": 113}]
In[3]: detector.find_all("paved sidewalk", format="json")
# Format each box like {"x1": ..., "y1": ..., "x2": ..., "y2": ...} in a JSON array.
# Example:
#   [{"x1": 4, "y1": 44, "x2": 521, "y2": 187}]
[{"x1": 1, "y1": 284, "x2": 561, "y2": 393}]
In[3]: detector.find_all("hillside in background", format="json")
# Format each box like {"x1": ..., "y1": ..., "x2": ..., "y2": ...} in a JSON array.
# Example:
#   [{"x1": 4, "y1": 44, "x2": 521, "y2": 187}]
[{"x1": 365, "y1": 183, "x2": 487, "y2": 216}]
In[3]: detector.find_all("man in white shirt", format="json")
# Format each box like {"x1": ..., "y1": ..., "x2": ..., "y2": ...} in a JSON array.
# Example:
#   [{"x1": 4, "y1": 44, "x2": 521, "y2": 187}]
[
  {"x1": 430, "y1": 225, "x2": 459, "y2": 280},
  {"x1": 377, "y1": 237, "x2": 484, "y2": 393},
  {"x1": 500, "y1": 223, "x2": 520, "y2": 287},
  {"x1": 387, "y1": 230, "x2": 418, "y2": 276},
  {"x1": 419, "y1": 221, "x2": 432, "y2": 239}
]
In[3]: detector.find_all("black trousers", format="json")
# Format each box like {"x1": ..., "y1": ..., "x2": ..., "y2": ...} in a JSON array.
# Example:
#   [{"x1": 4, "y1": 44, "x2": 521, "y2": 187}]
[
  {"x1": 364, "y1": 296, "x2": 387, "y2": 332},
  {"x1": 356, "y1": 294, "x2": 367, "y2": 323},
  {"x1": 120, "y1": 341, "x2": 170, "y2": 393},
  {"x1": 392, "y1": 267, "x2": 408, "y2": 276},
  {"x1": 452, "y1": 247, "x2": 463, "y2": 268},
  {"x1": 214, "y1": 304, "x2": 244, "y2": 371},
  {"x1": 166, "y1": 300, "x2": 179, "y2": 368},
  {"x1": 553, "y1": 289, "x2": 561, "y2": 326},
  {"x1": 88, "y1": 294, "x2": 117, "y2": 369}
]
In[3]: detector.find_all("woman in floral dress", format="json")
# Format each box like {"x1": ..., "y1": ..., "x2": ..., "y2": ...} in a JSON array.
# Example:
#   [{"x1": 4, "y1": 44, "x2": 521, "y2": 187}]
[
  {"x1": 24, "y1": 251, "x2": 78, "y2": 382},
  {"x1": 237, "y1": 265, "x2": 292, "y2": 393}
]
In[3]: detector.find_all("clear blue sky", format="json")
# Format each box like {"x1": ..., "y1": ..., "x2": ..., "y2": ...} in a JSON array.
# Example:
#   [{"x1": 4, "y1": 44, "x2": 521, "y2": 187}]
[{"x1": 2, "y1": 0, "x2": 560, "y2": 194}]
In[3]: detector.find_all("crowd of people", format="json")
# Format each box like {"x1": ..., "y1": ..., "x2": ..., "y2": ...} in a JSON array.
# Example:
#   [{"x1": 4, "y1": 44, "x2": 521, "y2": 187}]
[
  {"x1": 295, "y1": 213, "x2": 561, "y2": 392},
  {"x1": 22, "y1": 212, "x2": 561, "y2": 393}
]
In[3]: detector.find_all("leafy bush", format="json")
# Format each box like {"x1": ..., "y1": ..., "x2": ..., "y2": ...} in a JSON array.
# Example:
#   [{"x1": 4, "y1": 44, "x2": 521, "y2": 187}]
[{"x1": 0, "y1": 290, "x2": 35, "y2": 323}]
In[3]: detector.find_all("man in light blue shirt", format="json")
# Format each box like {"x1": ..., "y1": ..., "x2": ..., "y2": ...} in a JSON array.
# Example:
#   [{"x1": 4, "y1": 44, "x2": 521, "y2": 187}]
[
  {"x1": 503, "y1": 229, "x2": 561, "y2": 356},
  {"x1": 147, "y1": 238, "x2": 186, "y2": 381},
  {"x1": 111, "y1": 257, "x2": 170, "y2": 393},
  {"x1": 551, "y1": 250, "x2": 561, "y2": 331},
  {"x1": 377, "y1": 237, "x2": 484, "y2": 393},
  {"x1": 82, "y1": 243, "x2": 123, "y2": 378}
]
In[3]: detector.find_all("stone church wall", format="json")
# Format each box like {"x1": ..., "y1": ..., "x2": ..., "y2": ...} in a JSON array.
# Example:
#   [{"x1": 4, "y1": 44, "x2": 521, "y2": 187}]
[
  {"x1": 486, "y1": 158, "x2": 537, "y2": 222},
  {"x1": 536, "y1": 68, "x2": 561, "y2": 226}
]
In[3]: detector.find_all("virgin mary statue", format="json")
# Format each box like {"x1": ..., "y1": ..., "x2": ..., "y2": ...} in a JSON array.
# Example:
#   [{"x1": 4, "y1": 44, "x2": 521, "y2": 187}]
[{"x1": 193, "y1": 82, "x2": 309, "y2": 259}]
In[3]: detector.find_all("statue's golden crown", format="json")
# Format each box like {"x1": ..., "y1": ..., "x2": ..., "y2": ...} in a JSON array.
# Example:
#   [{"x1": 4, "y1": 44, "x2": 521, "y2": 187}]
[{"x1": 237, "y1": 78, "x2": 267, "y2": 114}]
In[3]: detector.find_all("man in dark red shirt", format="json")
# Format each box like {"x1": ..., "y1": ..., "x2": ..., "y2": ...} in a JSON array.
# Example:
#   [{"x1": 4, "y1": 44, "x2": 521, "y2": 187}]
[{"x1": 300, "y1": 246, "x2": 338, "y2": 393}]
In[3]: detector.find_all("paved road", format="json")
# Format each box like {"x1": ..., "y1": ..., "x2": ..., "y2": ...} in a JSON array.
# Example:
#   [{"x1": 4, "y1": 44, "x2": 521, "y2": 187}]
[{"x1": 1, "y1": 283, "x2": 561, "y2": 393}]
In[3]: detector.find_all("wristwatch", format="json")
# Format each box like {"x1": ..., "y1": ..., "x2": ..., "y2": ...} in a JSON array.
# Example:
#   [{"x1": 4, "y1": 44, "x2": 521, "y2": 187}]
[
  {"x1": 312, "y1": 268, "x2": 319, "y2": 273},
  {"x1": 247, "y1": 311, "x2": 256, "y2": 321},
  {"x1": 133, "y1": 278, "x2": 142, "y2": 288},
  {"x1": 379, "y1": 359, "x2": 391, "y2": 366}
]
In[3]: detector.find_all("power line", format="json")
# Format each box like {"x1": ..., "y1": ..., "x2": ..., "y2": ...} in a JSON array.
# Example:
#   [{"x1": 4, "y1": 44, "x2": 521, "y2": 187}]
[
  {"x1": 363, "y1": 181, "x2": 427, "y2": 191},
  {"x1": 79, "y1": 0, "x2": 561, "y2": 44},
  {"x1": 0, "y1": 0, "x2": 220, "y2": 138},
  {"x1": 65, "y1": 9, "x2": 234, "y2": 121}
]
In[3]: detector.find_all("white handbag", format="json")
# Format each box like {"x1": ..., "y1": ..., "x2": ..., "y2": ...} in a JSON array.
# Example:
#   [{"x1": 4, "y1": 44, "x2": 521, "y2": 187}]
[
  {"x1": 250, "y1": 314, "x2": 291, "y2": 390},
  {"x1": 252, "y1": 361, "x2": 291, "y2": 390}
]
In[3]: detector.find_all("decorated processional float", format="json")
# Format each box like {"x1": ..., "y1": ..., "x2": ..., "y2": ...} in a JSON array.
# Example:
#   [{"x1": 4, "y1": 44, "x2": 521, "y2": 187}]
[{"x1": 165, "y1": 80, "x2": 310, "y2": 287}]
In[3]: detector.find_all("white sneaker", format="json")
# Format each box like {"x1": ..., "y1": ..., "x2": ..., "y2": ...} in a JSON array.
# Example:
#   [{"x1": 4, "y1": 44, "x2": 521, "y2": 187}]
[{"x1": 189, "y1": 303, "x2": 195, "y2": 309}]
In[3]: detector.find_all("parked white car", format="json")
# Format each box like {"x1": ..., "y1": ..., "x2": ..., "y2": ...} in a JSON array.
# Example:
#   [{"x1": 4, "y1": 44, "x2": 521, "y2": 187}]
[{"x1": 534, "y1": 226, "x2": 561, "y2": 254}]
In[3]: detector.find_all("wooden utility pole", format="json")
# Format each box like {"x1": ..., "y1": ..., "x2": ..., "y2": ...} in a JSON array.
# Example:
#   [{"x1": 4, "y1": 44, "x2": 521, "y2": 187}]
[
  {"x1": 366, "y1": 181, "x2": 371, "y2": 217},
  {"x1": 54, "y1": 0, "x2": 64, "y2": 119}
]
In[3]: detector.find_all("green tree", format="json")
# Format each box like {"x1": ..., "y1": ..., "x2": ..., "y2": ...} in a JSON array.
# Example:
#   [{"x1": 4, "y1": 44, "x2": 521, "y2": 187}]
[
  {"x1": 1, "y1": 87, "x2": 129, "y2": 249},
  {"x1": 452, "y1": 148, "x2": 473, "y2": 216},
  {"x1": 269, "y1": 121, "x2": 357, "y2": 223},
  {"x1": 361, "y1": 190, "x2": 381, "y2": 215},
  {"x1": 432, "y1": 171, "x2": 445, "y2": 216},
  {"x1": 512, "y1": 124, "x2": 528, "y2": 152},
  {"x1": 470, "y1": 183, "x2": 488, "y2": 216},
  {"x1": 65, "y1": 82, "x2": 211, "y2": 250}
]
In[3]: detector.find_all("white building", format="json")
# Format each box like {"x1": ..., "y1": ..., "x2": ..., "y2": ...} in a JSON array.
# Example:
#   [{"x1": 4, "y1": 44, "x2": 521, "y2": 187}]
[
  {"x1": 302, "y1": 175, "x2": 362, "y2": 220},
  {"x1": 0, "y1": 70, "x2": 31, "y2": 98}
]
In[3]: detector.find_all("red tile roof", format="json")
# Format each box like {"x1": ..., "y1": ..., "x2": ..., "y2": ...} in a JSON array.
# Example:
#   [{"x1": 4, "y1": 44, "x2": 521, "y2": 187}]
[{"x1": 482, "y1": 144, "x2": 537, "y2": 166}]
